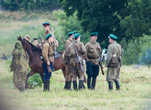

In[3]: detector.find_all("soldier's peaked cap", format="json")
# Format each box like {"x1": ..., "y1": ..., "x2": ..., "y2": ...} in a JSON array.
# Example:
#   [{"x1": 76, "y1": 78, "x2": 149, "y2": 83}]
[
  {"x1": 42, "y1": 22, "x2": 50, "y2": 26},
  {"x1": 90, "y1": 32, "x2": 98, "y2": 37},
  {"x1": 74, "y1": 33, "x2": 80, "y2": 39},
  {"x1": 45, "y1": 33, "x2": 52, "y2": 40},
  {"x1": 109, "y1": 34, "x2": 118, "y2": 40}
]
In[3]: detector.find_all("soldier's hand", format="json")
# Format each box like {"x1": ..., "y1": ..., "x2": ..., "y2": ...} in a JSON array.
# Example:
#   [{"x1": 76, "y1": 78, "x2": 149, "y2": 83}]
[
  {"x1": 47, "y1": 66, "x2": 52, "y2": 73},
  {"x1": 47, "y1": 61, "x2": 50, "y2": 65}
]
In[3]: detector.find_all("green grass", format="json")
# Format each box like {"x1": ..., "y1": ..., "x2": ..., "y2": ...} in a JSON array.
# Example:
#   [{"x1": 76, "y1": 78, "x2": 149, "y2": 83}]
[{"x1": 0, "y1": 60, "x2": 151, "y2": 110}]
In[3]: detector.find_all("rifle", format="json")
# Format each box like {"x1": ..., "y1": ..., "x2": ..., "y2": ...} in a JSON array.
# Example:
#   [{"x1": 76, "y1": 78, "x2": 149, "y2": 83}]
[
  {"x1": 74, "y1": 46, "x2": 85, "y2": 73},
  {"x1": 99, "y1": 56, "x2": 105, "y2": 75}
]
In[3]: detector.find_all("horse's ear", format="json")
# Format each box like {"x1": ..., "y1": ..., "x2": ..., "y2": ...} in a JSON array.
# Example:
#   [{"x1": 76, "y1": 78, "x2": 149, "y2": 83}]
[{"x1": 18, "y1": 36, "x2": 22, "y2": 41}]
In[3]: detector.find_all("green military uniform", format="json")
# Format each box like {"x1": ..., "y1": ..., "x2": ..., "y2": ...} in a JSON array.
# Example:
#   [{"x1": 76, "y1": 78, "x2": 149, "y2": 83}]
[
  {"x1": 106, "y1": 34, "x2": 122, "y2": 90},
  {"x1": 10, "y1": 41, "x2": 28, "y2": 91},
  {"x1": 64, "y1": 32, "x2": 74, "y2": 89},
  {"x1": 85, "y1": 32, "x2": 101, "y2": 89},
  {"x1": 64, "y1": 33, "x2": 86, "y2": 90}
]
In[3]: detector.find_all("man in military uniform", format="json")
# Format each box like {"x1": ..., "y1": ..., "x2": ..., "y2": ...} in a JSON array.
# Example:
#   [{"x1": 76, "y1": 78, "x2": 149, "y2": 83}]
[
  {"x1": 106, "y1": 34, "x2": 122, "y2": 90},
  {"x1": 64, "y1": 33, "x2": 86, "y2": 90},
  {"x1": 64, "y1": 31, "x2": 74, "y2": 89},
  {"x1": 42, "y1": 22, "x2": 59, "y2": 51},
  {"x1": 42, "y1": 33, "x2": 58, "y2": 91},
  {"x1": 10, "y1": 41, "x2": 28, "y2": 91},
  {"x1": 85, "y1": 32, "x2": 101, "y2": 90}
]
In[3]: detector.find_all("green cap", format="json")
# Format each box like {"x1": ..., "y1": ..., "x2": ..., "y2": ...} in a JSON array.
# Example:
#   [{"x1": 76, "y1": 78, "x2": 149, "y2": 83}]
[
  {"x1": 90, "y1": 32, "x2": 98, "y2": 37},
  {"x1": 42, "y1": 22, "x2": 50, "y2": 26},
  {"x1": 109, "y1": 34, "x2": 118, "y2": 40},
  {"x1": 74, "y1": 33, "x2": 80, "y2": 39},
  {"x1": 45, "y1": 33, "x2": 52, "y2": 40},
  {"x1": 68, "y1": 32, "x2": 75, "y2": 37}
]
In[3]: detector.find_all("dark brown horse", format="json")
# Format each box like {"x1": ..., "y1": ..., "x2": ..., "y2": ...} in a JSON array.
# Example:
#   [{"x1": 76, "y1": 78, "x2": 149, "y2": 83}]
[{"x1": 18, "y1": 36, "x2": 67, "y2": 88}]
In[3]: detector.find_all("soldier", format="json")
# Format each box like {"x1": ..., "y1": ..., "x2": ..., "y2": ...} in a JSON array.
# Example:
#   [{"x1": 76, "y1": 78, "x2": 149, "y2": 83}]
[
  {"x1": 10, "y1": 41, "x2": 28, "y2": 91},
  {"x1": 64, "y1": 33, "x2": 86, "y2": 90},
  {"x1": 42, "y1": 33, "x2": 58, "y2": 91},
  {"x1": 85, "y1": 32, "x2": 101, "y2": 90},
  {"x1": 24, "y1": 34, "x2": 31, "y2": 42},
  {"x1": 106, "y1": 34, "x2": 122, "y2": 90},
  {"x1": 42, "y1": 22, "x2": 59, "y2": 52},
  {"x1": 64, "y1": 31, "x2": 74, "y2": 89}
]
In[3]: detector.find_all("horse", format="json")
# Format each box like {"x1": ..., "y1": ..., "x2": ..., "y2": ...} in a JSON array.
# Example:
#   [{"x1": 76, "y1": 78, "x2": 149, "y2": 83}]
[{"x1": 18, "y1": 36, "x2": 67, "y2": 88}]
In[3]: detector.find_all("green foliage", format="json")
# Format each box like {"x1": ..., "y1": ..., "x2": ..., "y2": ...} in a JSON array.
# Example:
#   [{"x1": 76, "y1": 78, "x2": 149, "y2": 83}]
[
  {"x1": 122, "y1": 35, "x2": 151, "y2": 65},
  {"x1": 52, "y1": 10, "x2": 90, "y2": 51},
  {"x1": 61, "y1": 0, "x2": 151, "y2": 47},
  {"x1": 28, "y1": 74, "x2": 42, "y2": 88},
  {"x1": 1, "y1": 0, "x2": 61, "y2": 10}
]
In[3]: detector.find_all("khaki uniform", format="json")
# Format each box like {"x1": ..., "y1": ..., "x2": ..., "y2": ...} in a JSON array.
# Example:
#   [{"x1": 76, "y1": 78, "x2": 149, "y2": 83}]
[
  {"x1": 85, "y1": 41, "x2": 101, "y2": 65},
  {"x1": 64, "y1": 38, "x2": 73, "y2": 81},
  {"x1": 10, "y1": 42, "x2": 28, "y2": 91},
  {"x1": 42, "y1": 40, "x2": 56, "y2": 64},
  {"x1": 85, "y1": 41, "x2": 101, "y2": 89},
  {"x1": 106, "y1": 41, "x2": 122, "y2": 82},
  {"x1": 65, "y1": 40, "x2": 86, "y2": 81}
]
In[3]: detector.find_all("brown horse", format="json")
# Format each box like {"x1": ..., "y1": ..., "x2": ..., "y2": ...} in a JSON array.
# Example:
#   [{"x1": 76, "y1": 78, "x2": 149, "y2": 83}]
[{"x1": 18, "y1": 36, "x2": 67, "y2": 88}]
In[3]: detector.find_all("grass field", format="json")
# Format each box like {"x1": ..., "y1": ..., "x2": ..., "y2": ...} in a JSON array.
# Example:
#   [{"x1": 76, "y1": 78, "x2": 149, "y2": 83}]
[
  {"x1": 0, "y1": 59, "x2": 151, "y2": 110},
  {"x1": 0, "y1": 10, "x2": 151, "y2": 110}
]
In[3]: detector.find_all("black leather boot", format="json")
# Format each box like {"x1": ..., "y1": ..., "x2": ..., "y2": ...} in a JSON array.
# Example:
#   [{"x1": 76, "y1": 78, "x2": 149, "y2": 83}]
[
  {"x1": 87, "y1": 77, "x2": 91, "y2": 89},
  {"x1": 43, "y1": 83, "x2": 47, "y2": 91},
  {"x1": 91, "y1": 77, "x2": 97, "y2": 90},
  {"x1": 115, "y1": 80, "x2": 120, "y2": 90},
  {"x1": 47, "y1": 81, "x2": 50, "y2": 91},
  {"x1": 66, "y1": 81, "x2": 71, "y2": 90},
  {"x1": 73, "y1": 80, "x2": 78, "y2": 90},
  {"x1": 108, "y1": 81, "x2": 113, "y2": 90},
  {"x1": 79, "y1": 80, "x2": 84, "y2": 90},
  {"x1": 64, "y1": 81, "x2": 68, "y2": 89}
]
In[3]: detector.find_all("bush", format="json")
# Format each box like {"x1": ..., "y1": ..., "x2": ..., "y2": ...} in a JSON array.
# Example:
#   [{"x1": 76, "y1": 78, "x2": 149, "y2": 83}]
[
  {"x1": 28, "y1": 74, "x2": 43, "y2": 88},
  {"x1": 122, "y1": 35, "x2": 151, "y2": 65}
]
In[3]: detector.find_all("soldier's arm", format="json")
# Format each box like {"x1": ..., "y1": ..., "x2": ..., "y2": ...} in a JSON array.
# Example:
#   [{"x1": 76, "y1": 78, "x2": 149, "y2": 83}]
[
  {"x1": 97, "y1": 43, "x2": 102, "y2": 56},
  {"x1": 106, "y1": 45, "x2": 113, "y2": 67},
  {"x1": 42, "y1": 43, "x2": 50, "y2": 65},
  {"x1": 81, "y1": 43, "x2": 87, "y2": 58}
]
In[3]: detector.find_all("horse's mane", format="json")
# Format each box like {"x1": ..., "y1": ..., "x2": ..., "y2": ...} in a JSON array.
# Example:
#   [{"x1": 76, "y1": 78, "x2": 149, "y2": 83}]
[{"x1": 23, "y1": 39, "x2": 42, "y2": 53}]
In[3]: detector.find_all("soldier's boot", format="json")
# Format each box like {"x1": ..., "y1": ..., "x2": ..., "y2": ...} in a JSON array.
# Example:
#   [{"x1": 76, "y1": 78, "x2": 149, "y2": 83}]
[
  {"x1": 47, "y1": 81, "x2": 50, "y2": 91},
  {"x1": 91, "y1": 77, "x2": 97, "y2": 90},
  {"x1": 66, "y1": 81, "x2": 72, "y2": 90},
  {"x1": 115, "y1": 80, "x2": 120, "y2": 90},
  {"x1": 64, "y1": 81, "x2": 68, "y2": 89},
  {"x1": 73, "y1": 80, "x2": 78, "y2": 90},
  {"x1": 79, "y1": 80, "x2": 84, "y2": 90},
  {"x1": 108, "y1": 81, "x2": 113, "y2": 91},
  {"x1": 87, "y1": 77, "x2": 91, "y2": 89},
  {"x1": 43, "y1": 83, "x2": 47, "y2": 92}
]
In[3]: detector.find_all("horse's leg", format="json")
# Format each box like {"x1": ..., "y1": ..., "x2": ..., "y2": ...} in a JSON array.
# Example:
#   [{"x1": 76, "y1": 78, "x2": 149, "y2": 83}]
[
  {"x1": 25, "y1": 71, "x2": 33, "y2": 89},
  {"x1": 40, "y1": 73, "x2": 44, "y2": 83}
]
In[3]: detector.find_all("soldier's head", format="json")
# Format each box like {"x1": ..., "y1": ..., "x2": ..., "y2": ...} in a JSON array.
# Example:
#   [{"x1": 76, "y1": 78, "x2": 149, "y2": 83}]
[
  {"x1": 108, "y1": 34, "x2": 118, "y2": 44},
  {"x1": 67, "y1": 31, "x2": 75, "y2": 39},
  {"x1": 74, "y1": 33, "x2": 80, "y2": 41},
  {"x1": 42, "y1": 22, "x2": 50, "y2": 31},
  {"x1": 45, "y1": 33, "x2": 53, "y2": 42},
  {"x1": 90, "y1": 32, "x2": 98, "y2": 42},
  {"x1": 24, "y1": 34, "x2": 31, "y2": 41}
]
